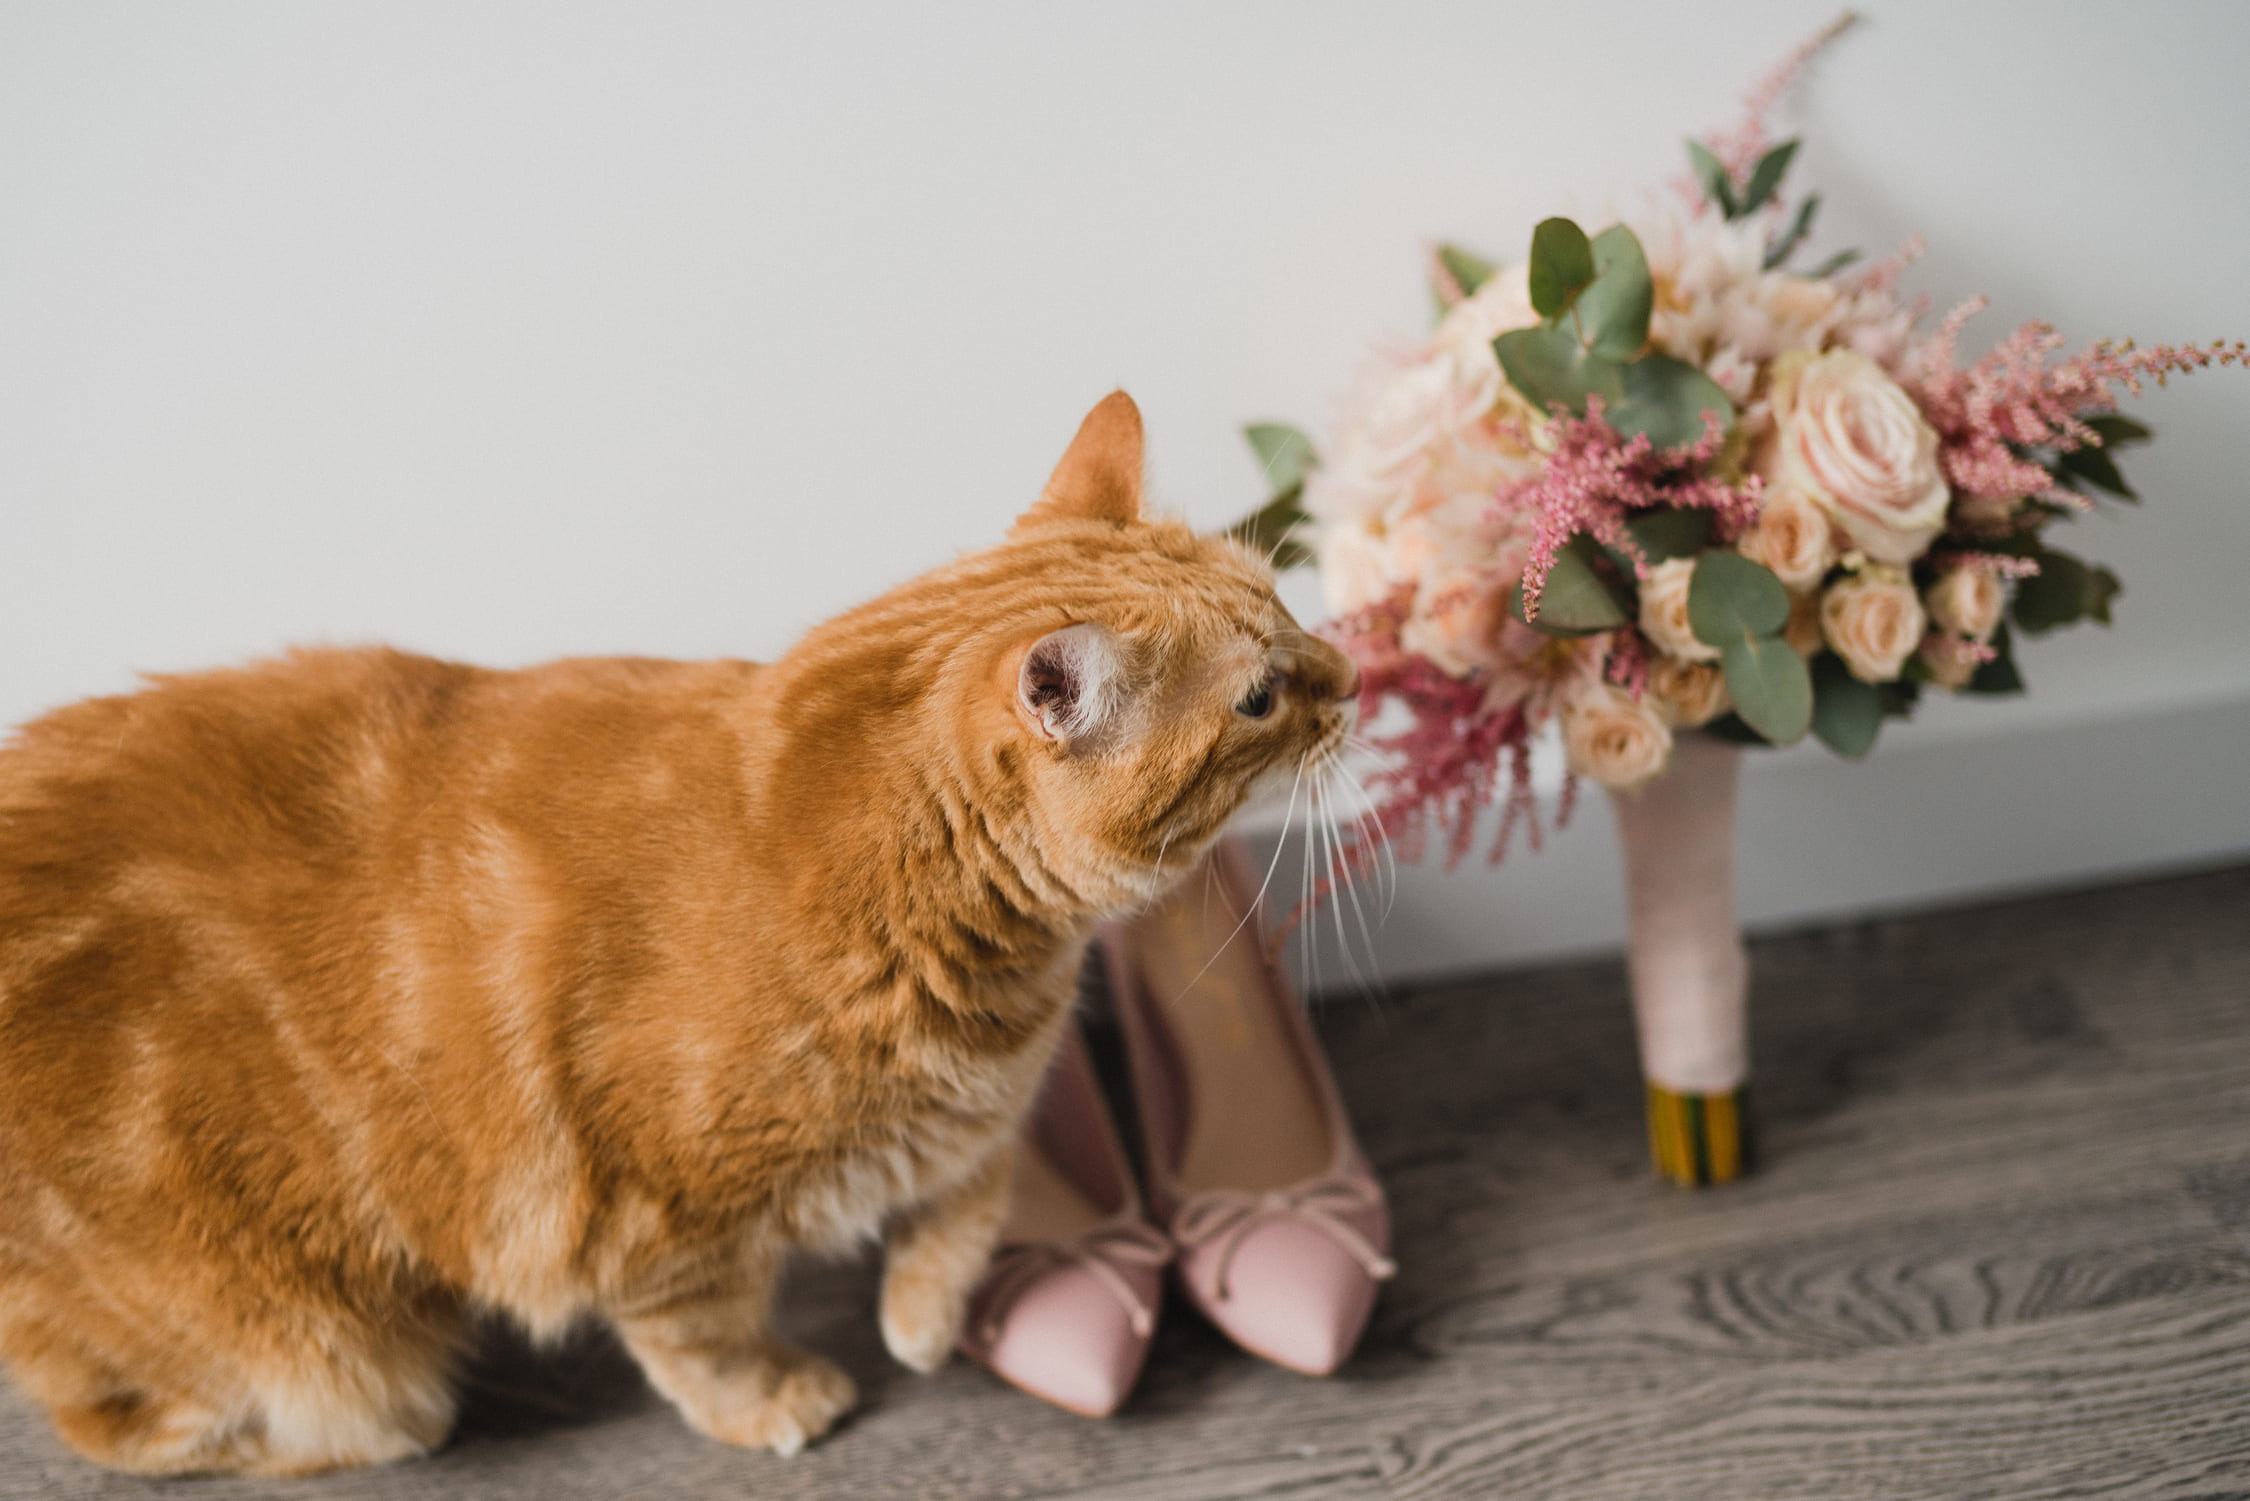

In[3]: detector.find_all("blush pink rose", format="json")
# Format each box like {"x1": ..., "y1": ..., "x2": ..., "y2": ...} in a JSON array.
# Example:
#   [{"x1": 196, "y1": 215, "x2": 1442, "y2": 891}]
[
  {"x1": 1924, "y1": 565, "x2": 2004, "y2": 643},
  {"x1": 1768, "y1": 349, "x2": 1951, "y2": 565}
]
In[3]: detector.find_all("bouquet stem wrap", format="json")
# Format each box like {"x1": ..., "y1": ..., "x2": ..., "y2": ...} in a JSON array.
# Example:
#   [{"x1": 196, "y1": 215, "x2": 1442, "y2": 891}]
[{"x1": 1608, "y1": 731, "x2": 1751, "y2": 1186}]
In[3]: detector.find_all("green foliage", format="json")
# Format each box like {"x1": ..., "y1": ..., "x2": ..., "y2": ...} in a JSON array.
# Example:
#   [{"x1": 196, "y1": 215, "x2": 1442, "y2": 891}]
[
  {"x1": 2011, "y1": 547, "x2": 2121, "y2": 634},
  {"x1": 1580, "y1": 226, "x2": 1653, "y2": 360},
  {"x1": 1611, "y1": 355, "x2": 1734, "y2": 449},
  {"x1": 1620, "y1": 506, "x2": 1714, "y2": 565},
  {"x1": 1435, "y1": 242, "x2": 1497, "y2": 299},
  {"x1": 1687, "y1": 551, "x2": 1791, "y2": 646},
  {"x1": 1495, "y1": 324, "x2": 1625, "y2": 417},
  {"x1": 1763, "y1": 193, "x2": 1821, "y2": 271},
  {"x1": 1245, "y1": 422, "x2": 1317, "y2": 496},
  {"x1": 2057, "y1": 442, "x2": 2136, "y2": 500},
  {"x1": 1810, "y1": 652, "x2": 1883, "y2": 757},
  {"x1": 1809, "y1": 248, "x2": 1861, "y2": 278},
  {"x1": 2083, "y1": 413, "x2": 2152, "y2": 447},
  {"x1": 1963, "y1": 623, "x2": 2026, "y2": 694},
  {"x1": 1494, "y1": 216, "x2": 1735, "y2": 446},
  {"x1": 1685, "y1": 137, "x2": 1799, "y2": 223},
  {"x1": 1516, "y1": 535, "x2": 1630, "y2": 633},
  {"x1": 1225, "y1": 424, "x2": 1319, "y2": 570},
  {"x1": 1685, "y1": 140, "x2": 1736, "y2": 218},
  {"x1": 1686, "y1": 552, "x2": 1806, "y2": 744},
  {"x1": 1527, "y1": 218, "x2": 1597, "y2": 319},
  {"x1": 1701, "y1": 712, "x2": 1773, "y2": 747},
  {"x1": 1225, "y1": 492, "x2": 1313, "y2": 570},
  {"x1": 1721, "y1": 634, "x2": 1814, "y2": 745},
  {"x1": 1738, "y1": 139, "x2": 1799, "y2": 216}
]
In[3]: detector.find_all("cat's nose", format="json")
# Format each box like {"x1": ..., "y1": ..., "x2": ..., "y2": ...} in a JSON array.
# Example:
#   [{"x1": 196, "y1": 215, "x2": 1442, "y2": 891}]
[{"x1": 1335, "y1": 655, "x2": 1360, "y2": 702}]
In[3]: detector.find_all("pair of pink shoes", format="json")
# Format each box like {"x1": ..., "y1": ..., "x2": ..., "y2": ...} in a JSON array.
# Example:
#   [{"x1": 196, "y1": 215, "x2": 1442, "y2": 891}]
[{"x1": 958, "y1": 841, "x2": 1395, "y2": 1417}]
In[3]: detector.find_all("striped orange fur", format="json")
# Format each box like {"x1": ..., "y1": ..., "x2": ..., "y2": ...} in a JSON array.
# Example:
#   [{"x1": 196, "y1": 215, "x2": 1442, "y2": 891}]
[{"x1": 0, "y1": 393, "x2": 1358, "y2": 1475}]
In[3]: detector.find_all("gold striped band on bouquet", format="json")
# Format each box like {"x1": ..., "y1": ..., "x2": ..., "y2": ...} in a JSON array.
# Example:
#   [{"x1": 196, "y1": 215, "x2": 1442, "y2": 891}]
[{"x1": 1644, "y1": 1082, "x2": 1751, "y2": 1187}]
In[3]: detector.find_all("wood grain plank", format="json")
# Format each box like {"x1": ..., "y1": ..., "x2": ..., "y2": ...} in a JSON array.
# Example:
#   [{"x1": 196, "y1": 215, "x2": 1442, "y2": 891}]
[{"x1": 1380, "y1": 1290, "x2": 2250, "y2": 1501}]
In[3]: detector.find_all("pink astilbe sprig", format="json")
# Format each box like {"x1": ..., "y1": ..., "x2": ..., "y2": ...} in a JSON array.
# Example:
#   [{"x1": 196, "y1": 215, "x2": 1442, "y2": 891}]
[
  {"x1": 1935, "y1": 550, "x2": 2044, "y2": 581},
  {"x1": 1514, "y1": 408, "x2": 1761, "y2": 621},
  {"x1": 1316, "y1": 595, "x2": 1545, "y2": 873},
  {"x1": 1604, "y1": 627, "x2": 1653, "y2": 699},
  {"x1": 1906, "y1": 299, "x2": 2246, "y2": 506},
  {"x1": 1696, "y1": 11, "x2": 1858, "y2": 187}
]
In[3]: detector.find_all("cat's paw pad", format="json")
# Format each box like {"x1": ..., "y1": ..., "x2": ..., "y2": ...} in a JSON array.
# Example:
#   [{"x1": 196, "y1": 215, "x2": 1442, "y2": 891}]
[
  {"x1": 712, "y1": 1352, "x2": 856, "y2": 1457},
  {"x1": 879, "y1": 1272, "x2": 968, "y2": 1375}
]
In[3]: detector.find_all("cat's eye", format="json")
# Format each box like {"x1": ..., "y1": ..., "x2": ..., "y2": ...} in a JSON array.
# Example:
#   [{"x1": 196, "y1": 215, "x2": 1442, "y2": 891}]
[{"x1": 1235, "y1": 681, "x2": 1274, "y2": 719}]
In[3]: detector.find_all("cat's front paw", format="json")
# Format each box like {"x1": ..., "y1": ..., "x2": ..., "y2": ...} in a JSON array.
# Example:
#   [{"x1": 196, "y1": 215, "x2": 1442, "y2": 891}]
[
  {"x1": 703, "y1": 1348, "x2": 857, "y2": 1458},
  {"x1": 879, "y1": 1266, "x2": 970, "y2": 1375}
]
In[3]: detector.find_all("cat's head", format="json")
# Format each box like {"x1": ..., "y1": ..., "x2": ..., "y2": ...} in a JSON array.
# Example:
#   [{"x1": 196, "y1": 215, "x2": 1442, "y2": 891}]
[{"x1": 983, "y1": 392, "x2": 1358, "y2": 910}]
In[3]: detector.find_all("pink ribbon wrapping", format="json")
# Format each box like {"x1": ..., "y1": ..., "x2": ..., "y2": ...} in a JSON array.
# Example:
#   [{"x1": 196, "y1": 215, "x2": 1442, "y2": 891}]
[{"x1": 1606, "y1": 731, "x2": 1750, "y2": 1096}]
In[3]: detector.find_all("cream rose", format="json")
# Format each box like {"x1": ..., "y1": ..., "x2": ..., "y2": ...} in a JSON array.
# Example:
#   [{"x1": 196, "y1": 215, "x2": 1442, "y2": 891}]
[
  {"x1": 1737, "y1": 484, "x2": 1838, "y2": 593},
  {"x1": 1768, "y1": 349, "x2": 1951, "y2": 565},
  {"x1": 1924, "y1": 565, "x2": 2004, "y2": 642},
  {"x1": 1821, "y1": 566, "x2": 1928, "y2": 683},
  {"x1": 1648, "y1": 657, "x2": 1729, "y2": 729},
  {"x1": 1561, "y1": 680, "x2": 1674, "y2": 791},
  {"x1": 1635, "y1": 557, "x2": 1719, "y2": 664}
]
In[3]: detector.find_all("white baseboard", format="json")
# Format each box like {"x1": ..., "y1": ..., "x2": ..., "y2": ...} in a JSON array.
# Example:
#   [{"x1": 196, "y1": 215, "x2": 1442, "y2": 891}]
[{"x1": 1235, "y1": 689, "x2": 2250, "y2": 997}]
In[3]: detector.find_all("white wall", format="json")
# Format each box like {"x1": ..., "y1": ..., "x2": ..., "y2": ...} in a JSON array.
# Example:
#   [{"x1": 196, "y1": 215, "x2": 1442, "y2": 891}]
[{"x1": 6, "y1": 3, "x2": 2246, "y2": 985}]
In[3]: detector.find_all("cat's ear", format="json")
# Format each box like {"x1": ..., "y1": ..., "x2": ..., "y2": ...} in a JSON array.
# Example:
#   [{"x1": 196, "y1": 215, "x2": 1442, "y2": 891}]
[
  {"x1": 1016, "y1": 623, "x2": 1125, "y2": 749},
  {"x1": 1012, "y1": 391, "x2": 1143, "y2": 534}
]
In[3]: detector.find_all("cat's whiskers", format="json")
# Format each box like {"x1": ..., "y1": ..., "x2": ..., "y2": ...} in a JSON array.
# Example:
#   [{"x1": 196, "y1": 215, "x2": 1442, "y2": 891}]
[
  {"x1": 1310, "y1": 760, "x2": 1385, "y2": 1007},
  {"x1": 1165, "y1": 748, "x2": 1308, "y2": 1011}
]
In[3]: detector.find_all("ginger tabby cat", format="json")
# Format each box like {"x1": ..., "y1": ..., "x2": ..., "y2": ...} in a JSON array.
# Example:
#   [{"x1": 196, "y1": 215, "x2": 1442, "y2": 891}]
[{"x1": 0, "y1": 393, "x2": 1359, "y2": 1476}]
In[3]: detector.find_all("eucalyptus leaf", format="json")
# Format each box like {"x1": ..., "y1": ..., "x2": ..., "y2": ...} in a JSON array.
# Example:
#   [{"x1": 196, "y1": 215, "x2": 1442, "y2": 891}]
[
  {"x1": 1580, "y1": 225, "x2": 1653, "y2": 361},
  {"x1": 1763, "y1": 192, "x2": 1821, "y2": 270},
  {"x1": 1505, "y1": 579, "x2": 1610, "y2": 637},
  {"x1": 1527, "y1": 217, "x2": 1597, "y2": 320},
  {"x1": 1810, "y1": 248, "x2": 1862, "y2": 278},
  {"x1": 1810, "y1": 652, "x2": 1883, "y2": 757},
  {"x1": 1435, "y1": 243, "x2": 1497, "y2": 300},
  {"x1": 1685, "y1": 140, "x2": 1736, "y2": 217},
  {"x1": 1520, "y1": 534, "x2": 1630, "y2": 631},
  {"x1": 2083, "y1": 413, "x2": 2152, "y2": 447},
  {"x1": 1494, "y1": 325, "x2": 1624, "y2": 416},
  {"x1": 1609, "y1": 354, "x2": 1735, "y2": 450},
  {"x1": 1243, "y1": 423, "x2": 1318, "y2": 497},
  {"x1": 1721, "y1": 634, "x2": 1813, "y2": 745},
  {"x1": 1688, "y1": 551, "x2": 1791, "y2": 648},
  {"x1": 2058, "y1": 442, "x2": 2136, "y2": 500},
  {"x1": 1616, "y1": 506, "x2": 1713, "y2": 566},
  {"x1": 1739, "y1": 138, "x2": 1799, "y2": 216}
]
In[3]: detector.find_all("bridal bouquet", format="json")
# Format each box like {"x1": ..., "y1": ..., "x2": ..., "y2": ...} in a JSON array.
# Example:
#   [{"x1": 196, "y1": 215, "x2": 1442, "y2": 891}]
[{"x1": 1236, "y1": 17, "x2": 2241, "y2": 866}]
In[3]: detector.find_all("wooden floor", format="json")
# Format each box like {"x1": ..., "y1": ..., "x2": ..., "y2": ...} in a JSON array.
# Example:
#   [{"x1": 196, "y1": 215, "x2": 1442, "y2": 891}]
[{"x1": 5, "y1": 863, "x2": 2248, "y2": 1500}]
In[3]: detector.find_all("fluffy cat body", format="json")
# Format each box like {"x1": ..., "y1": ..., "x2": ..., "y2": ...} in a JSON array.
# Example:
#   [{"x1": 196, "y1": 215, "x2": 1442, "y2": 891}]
[{"x1": 0, "y1": 395, "x2": 1358, "y2": 1475}]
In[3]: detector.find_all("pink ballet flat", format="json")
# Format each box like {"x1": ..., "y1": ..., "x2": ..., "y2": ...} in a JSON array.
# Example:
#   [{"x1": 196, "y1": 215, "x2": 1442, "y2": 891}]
[
  {"x1": 958, "y1": 1028, "x2": 1171, "y2": 1417},
  {"x1": 1106, "y1": 839, "x2": 1395, "y2": 1377}
]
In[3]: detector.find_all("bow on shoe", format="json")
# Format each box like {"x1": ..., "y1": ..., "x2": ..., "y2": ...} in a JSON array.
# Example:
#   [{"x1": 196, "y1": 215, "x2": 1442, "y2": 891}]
[
  {"x1": 1171, "y1": 1175, "x2": 1398, "y2": 1302},
  {"x1": 973, "y1": 1222, "x2": 1174, "y2": 1343}
]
